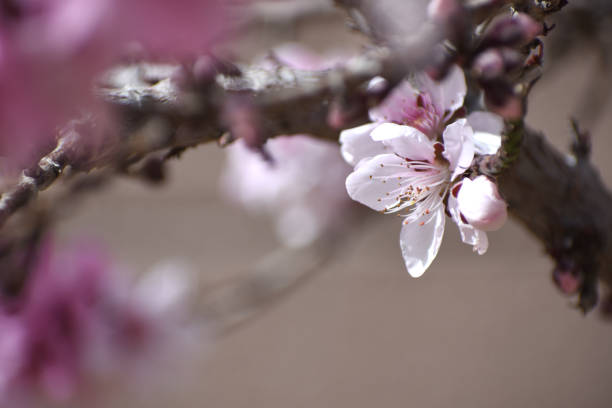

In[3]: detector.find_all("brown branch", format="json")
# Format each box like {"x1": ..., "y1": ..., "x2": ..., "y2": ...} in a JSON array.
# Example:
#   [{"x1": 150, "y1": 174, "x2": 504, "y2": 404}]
[
  {"x1": 0, "y1": 48, "x2": 416, "y2": 228},
  {"x1": 497, "y1": 124, "x2": 612, "y2": 311}
]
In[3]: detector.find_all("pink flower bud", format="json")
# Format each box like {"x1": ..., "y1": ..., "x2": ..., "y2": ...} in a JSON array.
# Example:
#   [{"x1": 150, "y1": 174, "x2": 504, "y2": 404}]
[
  {"x1": 482, "y1": 80, "x2": 523, "y2": 120},
  {"x1": 456, "y1": 176, "x2": 507, "y2": 231},
  {"x1": 552, "y1": 265, "x2": 582, "y2": 295},
  {"x1": 486, "y1": 93, "x2": 523, "y2": 120},
  {"x1": 473, "y1": 48, "x2": 523, "y2": 80},
  {"x1": 514, "y1": 13, "x2": 544, "y2": 40},
  {"x1": 482, "y1": 13, "x2": 543, "y2": 48},
  {"x1": 473, "y1": 49, "x2": 505, "y2": 80}
]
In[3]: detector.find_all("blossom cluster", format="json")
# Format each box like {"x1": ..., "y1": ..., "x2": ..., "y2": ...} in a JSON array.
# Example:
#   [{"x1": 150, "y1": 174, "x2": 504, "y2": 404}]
[
  {"x1": 0, "y1": 238, "x2": 200, "y2": 406},
  {"x1": 341, "y1": 66, "x2": 508, "y2": 277}
]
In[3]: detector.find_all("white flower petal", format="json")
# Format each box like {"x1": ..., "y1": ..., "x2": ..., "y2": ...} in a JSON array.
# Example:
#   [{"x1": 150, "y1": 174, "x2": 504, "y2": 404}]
[
  {"x1": 473, "y1": 132, "x2": 502, "y2": 155},
  {"x1": 472, "y1": 229, "x2": 489, "y2": 254},
  {"x1": 370, "y1": 123, "x2": 435, "y2": 162},
  {"x1": 457, "y1": 176, "x2": 507, "y2": 231},
  {"x1": 448, "y1": 189, "x2": 489, "y2": 254},
  {"x1": 345, "y1": 154, "x2": 410, "y2": 212},
  {"x1": 467, "y1": 111, "x2": 503, "y2": 155},
  {"x1": 399, "y1": 208, "x2": 446, "y2": 278},
  {"x1": 340, "y1": 123, "x2": 387, "y2": 166},
  {"x1": 458, "y1": 222, "x2": 489, "y2": 254},
  {"x1": 442, "y1": 119, "x2": 474, "y2": 180}
]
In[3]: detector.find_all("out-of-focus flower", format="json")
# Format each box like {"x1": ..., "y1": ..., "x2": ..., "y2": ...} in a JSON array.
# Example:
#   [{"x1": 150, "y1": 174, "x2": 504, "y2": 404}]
[
  {"x1": 340, "y1": 66, "x2": 507, "y2": 277},
  {"x1": 109, "y1": 0, "x2": 226, "y2": 58},
  {"x1": 221, "y1": 44, "x2": 355, "y2": 248},
  {"x1": 0, "y1": 239, "x2": 203, "y2": 406},
  {"x1": 222, "y1": 136, "x2": 352, "y2": 248},
  {"x1": 0, "y1": 0, "x2": 228, "y2": 170},
  {"x1": 259, "y1": 42, "x2": 348, "y2": 71}
]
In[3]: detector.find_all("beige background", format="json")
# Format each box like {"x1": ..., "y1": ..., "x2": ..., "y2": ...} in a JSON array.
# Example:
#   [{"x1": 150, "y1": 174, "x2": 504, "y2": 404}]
[{"x1": 54, "y1": 6, "x2": 612, "y2": 408}]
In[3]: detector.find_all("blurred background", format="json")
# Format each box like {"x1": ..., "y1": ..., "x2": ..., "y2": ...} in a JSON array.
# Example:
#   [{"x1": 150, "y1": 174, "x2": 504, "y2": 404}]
[{"x1": 54, "y1": 2, "x2": 612, "y2": 407}]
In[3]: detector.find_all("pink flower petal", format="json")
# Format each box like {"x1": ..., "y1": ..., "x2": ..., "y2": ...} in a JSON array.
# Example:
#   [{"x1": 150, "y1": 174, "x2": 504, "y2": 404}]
[
  {"x1": 399, "y1": 208, "x2": 446, "y2": 277},
  {"x1": 415, "y1": 65, "x2": 466, "y2": 119},
  {"x1": 369, "y1": 81, "x2": 420, "y2": 124}
]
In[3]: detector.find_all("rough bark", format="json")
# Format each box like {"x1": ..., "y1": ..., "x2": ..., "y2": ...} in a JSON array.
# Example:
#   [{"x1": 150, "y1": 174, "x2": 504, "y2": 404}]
[{"x1": 497, "y1": 126, "x2": 611, "y2": 309}]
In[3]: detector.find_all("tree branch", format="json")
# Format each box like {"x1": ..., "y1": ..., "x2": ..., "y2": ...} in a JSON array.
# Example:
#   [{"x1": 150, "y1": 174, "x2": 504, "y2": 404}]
[
  {"x1": 497, "y1": 124, "x2": 612, "y2": 311},
  {"x1": 0, "y1": 48, "x2": 414, "y2": 228}
]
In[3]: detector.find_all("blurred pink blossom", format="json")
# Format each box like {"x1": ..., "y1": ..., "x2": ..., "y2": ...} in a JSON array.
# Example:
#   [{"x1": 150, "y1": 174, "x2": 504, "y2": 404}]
[
  {"x1": 221, "y1": 44, "x2": 355, "y2": 248},
  {"x1": 222, "y1": 136, "x2": 353, "y2": 248},
  {"x1": 0, "y1": 239, "x2": 202, "y2": 406},
  {"x1": 259, "y1": 42, "x2": 349, "y2": 71},
  {"x1": 0, "y1": 0, "x2": 228, "y2": 169},
  {"x1": 109, "y1": 0, "x2": 226, "y2": 59}
]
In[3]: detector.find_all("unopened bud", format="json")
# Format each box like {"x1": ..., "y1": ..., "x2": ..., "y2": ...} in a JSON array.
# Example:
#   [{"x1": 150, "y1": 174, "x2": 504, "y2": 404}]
[
  {"x1": 473, "y1": 50, "x2": 504, "y2": 79},
  {"x1": 472, "y1": 48, "x2": 523, "y2": 80},
  {"x1": 481, "y1": 13, "x2": 542, "y2": 48},
  {"x1": 552, "y1": 264, "x2": 582, "y2": 295},
  {"x1": 456, "y1": 176, "x2": 508, "y2": 231},
  {"x1": 482, "y1": 80, "x2": 523, "y2": 120}
]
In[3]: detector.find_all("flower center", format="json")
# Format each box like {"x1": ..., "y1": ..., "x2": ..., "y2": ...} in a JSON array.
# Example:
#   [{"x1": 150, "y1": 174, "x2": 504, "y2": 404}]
[{"x1": 383, "y1": 159, "x2": 450, "y2": 220}]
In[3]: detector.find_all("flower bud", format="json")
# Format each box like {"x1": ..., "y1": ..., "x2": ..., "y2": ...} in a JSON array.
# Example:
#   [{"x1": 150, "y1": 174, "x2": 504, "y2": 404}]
[
  {"x1": 456, "y1": 176, "x2": 507, "y2": 231},
  {"x1": 473, "y1": 48, "x2": 523, "y2": 80},
  {"x1": 552, "y1": 263, "x2": 582, "y2": 295},
  {"x1": 481, "y1": 13, "x2": 542, "y2": 48},
  {"x1": 482, "y1": 79, "x2": 523, "y2": 120}
]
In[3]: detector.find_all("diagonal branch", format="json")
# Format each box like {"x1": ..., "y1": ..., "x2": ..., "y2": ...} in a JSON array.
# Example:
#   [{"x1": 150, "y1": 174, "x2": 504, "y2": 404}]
[{"x1": 0, "y1": 48, "x2": 414, "y2": 228}]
